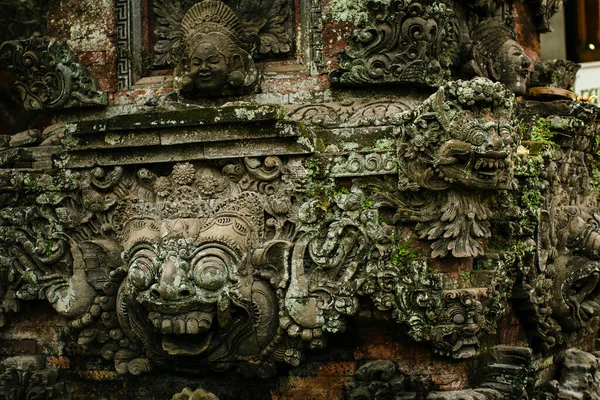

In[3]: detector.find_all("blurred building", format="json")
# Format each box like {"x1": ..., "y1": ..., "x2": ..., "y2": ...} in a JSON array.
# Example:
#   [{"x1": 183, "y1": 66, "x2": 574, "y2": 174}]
[{"x1": 543, "y1": 1, "x2": 600, "y2": 102}]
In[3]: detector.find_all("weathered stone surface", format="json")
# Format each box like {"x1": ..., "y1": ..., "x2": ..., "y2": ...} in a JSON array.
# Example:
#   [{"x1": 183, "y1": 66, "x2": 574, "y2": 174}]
[
  {"x1": 8, "y1": 129, "x2": 42, "y2": 148},
  {"x1": 0, "y1": 0, "x2": 599, "y2": 399},
  {"x1": 0, "y1": 37, "x2": 107, "y2": 111}
]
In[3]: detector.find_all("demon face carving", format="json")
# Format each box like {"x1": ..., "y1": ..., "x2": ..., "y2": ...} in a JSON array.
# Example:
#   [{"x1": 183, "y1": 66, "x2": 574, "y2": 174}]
[
  {"x1": 398, "y1": 78, "x2": 517, "y2": 192},
  {"x1": 117, "y1": 212, "x2": 279, "y2": 368}
]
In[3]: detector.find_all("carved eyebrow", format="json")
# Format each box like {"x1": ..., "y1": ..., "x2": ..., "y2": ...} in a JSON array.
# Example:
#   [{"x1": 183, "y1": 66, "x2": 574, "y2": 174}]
[{"x1": 482, "y1": 122, "x2": 497, "y2": 130}]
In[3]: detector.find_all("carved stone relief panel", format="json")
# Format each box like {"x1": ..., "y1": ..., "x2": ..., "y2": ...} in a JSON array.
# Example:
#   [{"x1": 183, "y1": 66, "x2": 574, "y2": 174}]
[
  {"x1": 512, "y1": 101, "x2": 600, "y2": 350},
  {"x1": 0, "y1": 90, "x2": 525, "y2": 378},
  {"x1": 328, "y1": 0, "x2": 536, "y2": 95},
  {"x1": 154, "y1": 0, "x2": 293, "y2": 65},
  {"x1": 0, "y1": 37, "x2": 107, "y2": 111},
  {"x1": 0, "y1": 356, "x2": 67, "y2": 399},
  {"x1": 329, "y1": 0, "x2": 457, "y2": 88},
  {"x1": 345, "y1": 346, "x2": 533, "y2": 399}
]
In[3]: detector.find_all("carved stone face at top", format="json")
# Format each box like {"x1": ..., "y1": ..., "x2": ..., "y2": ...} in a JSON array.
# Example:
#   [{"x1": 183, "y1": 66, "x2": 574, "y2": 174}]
[
  {"x1": 176, "y1": 1, "x2": 258, "y2": 96},
  {"x1": 497, "y1": 40, "x2": 532, "y2": 95},
  {"x1": 471, "y1": 19, "x2": 532, "y2": 95},
  {"x1": 398, "y1": 78, "x2": 517, "y2": 192},
  {"x1": 189, "y1": 42, "x2": 229, "y2": 93}
]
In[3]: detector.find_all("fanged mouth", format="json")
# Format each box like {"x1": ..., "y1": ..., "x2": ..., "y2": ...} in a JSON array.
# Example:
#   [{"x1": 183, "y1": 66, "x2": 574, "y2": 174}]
[
  {"x1": 442, "y1": 152, "x2": 509, "y2": 183},
  {"x1": 148, "y1": 311, "x2": 216, "y2": 356},
  {"x1": 148, "y1": 310, "x2": 213, "y2": 335},
  {"x1": 473, "y1": 157, "x2": 507, "y2": 179},
  {"x1": 452, "y1": 337, "x2": 479, "y2": 359}
]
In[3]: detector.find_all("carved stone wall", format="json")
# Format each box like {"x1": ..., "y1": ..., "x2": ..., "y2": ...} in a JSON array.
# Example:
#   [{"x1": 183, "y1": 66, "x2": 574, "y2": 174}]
[{"x1": 0, "y1": 0, "x2": 598, "y2": 399}]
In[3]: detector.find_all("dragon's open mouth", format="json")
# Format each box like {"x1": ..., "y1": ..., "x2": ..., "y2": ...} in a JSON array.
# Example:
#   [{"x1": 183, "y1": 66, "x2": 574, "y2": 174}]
[
  {"x1": 439, "y1": 148, "x2": 509, "y2": 185},
  {"x1": 473, "y1": 156, "x2": 507, "y2": 180},
  {"x1": 452, "y1": 336, "x2": 479, "y2": 359}
]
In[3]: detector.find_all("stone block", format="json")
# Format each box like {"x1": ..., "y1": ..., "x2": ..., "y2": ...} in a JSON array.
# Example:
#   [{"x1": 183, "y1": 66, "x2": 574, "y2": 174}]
[{"x1": 9, "y1": 129, "x2": 42, "y2": 148}]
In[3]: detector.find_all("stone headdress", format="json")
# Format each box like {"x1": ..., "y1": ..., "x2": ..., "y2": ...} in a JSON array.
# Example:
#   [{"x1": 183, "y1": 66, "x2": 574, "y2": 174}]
[
  {"x1": 469, "y1": 18, "x2": 517, "y2": 81},
  {"x1": 180, "y1": 0, "x2": 250, "y2": 57}
]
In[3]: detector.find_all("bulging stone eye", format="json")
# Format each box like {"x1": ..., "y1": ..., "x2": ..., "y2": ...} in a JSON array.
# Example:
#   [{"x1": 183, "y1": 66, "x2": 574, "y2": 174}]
[
  {"x1": 451, "y1": 311, "x2": 466, "y2": 325},
  {"x1": 193, "y1": 257, "x2": 228, "y2": 291},
  {"x1": 471, "y1": 130, "x2": 485, "y2": 146},
  {"x1": 128, "y1": 251, "x2": 157, "y2": 290}
]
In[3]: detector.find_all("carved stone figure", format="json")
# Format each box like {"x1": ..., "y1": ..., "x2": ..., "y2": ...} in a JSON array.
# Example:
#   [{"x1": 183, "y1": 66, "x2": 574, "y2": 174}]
[
  {"x1": 396, "y1": 78, "x2": 517, "y2": 258},
  {"x1": 0, "y1": 356, "x2": 67, "y2": 399},
  {"x1": 512, "y1": 101, "x2": 600, "y2": 349},
  {"x1": 0, "y1": 37, "x2": 107, "y2": 110},
  {"x1": 154, "y1": 0, "x2": 292, "y2": 65},
  {"x1": 117, "y1": 196, "x2": 279, "y2": 369},
  {"x1": 536, "y1": 348, "x2": 600, "y2": 399},
  {"x1": 468, "y1": 19, "x2": 532, "y2": 95},
  {"x1": 172, "y1": 1, "x2": 258, "y2": 96}
]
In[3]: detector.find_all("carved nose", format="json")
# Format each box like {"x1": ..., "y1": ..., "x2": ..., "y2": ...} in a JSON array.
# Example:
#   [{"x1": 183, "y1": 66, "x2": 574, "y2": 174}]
[
  {"x1": 522, "y1": 53, "x2": 532, "y2": 69},
  {"x1": 486, "y1": 131, "x2": 503, "y2": 151},
  {"x1": 149, "y1": 256, "x2": 195, "y2": 301}
]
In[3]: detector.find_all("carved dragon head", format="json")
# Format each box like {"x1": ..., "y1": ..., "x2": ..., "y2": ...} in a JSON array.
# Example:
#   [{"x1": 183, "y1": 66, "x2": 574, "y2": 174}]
[{"x1": 398, "y1": 78, "x2": 517, "y2": 192}]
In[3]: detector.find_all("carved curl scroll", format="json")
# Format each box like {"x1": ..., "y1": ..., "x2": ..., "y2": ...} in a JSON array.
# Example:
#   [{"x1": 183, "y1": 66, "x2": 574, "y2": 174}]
[
  {"x1": 329, "y1": 0, "x2": 456, "y2": 88},
  {"x1": 0, "y1": 37, "x2": 107, "y2": 111}
]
